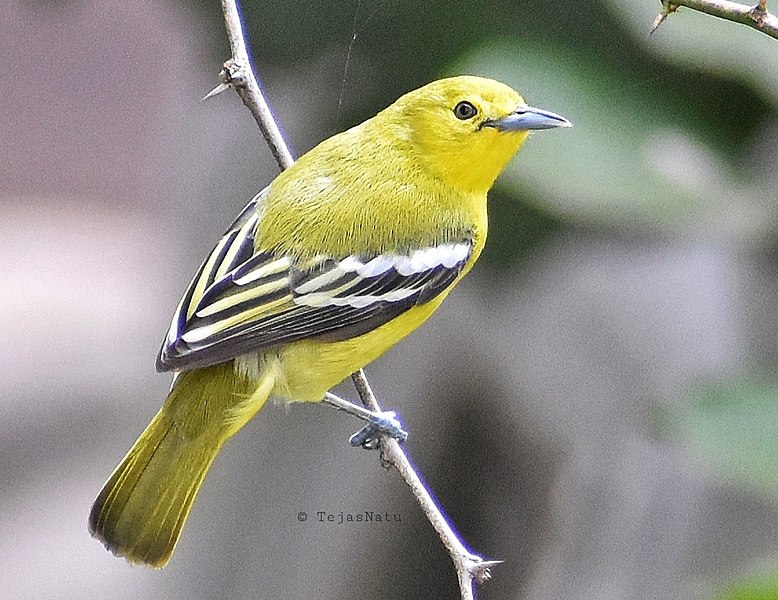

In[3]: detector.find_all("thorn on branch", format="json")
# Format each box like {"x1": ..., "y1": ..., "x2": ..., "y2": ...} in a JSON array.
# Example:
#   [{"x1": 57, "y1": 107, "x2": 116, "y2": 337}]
[
  {"x1": 649, "y1": 0, "x2": 777, "y2": 39},
  {"x1": 455, "y1": 555, "x2": 502, "y2": 596},
  {"x1": 649, "y1": 13, "x2": 667, "y2": 35},
  {"x1": 749, "y1": 0, "x2": 769, "y2": 24},
  {"x1": 650, "y1": 2, "x2": 679, "y2": 35},
  {"x1": 202, "y1": 82, "x2": 230, "y2": 101},
  {"x1": 473, "y1": 559, "x2": 502, "y2": 584},
  {"x1": 202, "y1": 59, "x2": 248, "y2": 101}
]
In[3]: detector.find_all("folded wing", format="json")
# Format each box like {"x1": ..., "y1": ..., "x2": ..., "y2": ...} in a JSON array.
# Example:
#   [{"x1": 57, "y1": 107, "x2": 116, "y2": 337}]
[{"x1": 157, "y1": 190, "x2": 472, "y2": 372}]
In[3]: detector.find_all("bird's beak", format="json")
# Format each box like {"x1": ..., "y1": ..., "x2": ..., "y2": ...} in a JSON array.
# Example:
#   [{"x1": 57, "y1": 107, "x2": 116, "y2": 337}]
[{"x1": 484, "y1": 106, "x2": 572, "y2": 131}]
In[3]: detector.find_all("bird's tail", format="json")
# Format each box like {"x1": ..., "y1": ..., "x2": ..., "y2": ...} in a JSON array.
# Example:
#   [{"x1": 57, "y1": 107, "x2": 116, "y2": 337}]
[{"x1": 88, "y1": 362, "x2": 274, "y2": 568}]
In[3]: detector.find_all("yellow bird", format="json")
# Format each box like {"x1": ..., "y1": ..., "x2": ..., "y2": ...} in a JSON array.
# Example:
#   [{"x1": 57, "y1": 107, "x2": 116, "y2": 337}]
[{"x1": 88, "y1": 75, "x2": 570, "y2": 567}]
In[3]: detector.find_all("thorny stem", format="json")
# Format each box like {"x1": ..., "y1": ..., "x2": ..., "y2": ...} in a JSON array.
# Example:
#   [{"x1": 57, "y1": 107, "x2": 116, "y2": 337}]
[
  {"x1": 651, "y1": 0, "x2": 778, "y2": 39},
  {"x1": 351, "y1": 370, "x2": 499, "y2": 599},
  {"x1": 219, "y1": 0, "x2": 294, "y2": 169}
]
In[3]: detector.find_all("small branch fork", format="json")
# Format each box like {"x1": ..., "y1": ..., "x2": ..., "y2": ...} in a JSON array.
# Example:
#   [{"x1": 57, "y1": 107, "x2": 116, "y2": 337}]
[
  {"x1": 211, "y1": 1, "x2": 498, "y2": 597},
  {"x1": 650, "y1": 0, "x2": 778, "y2": 39}
]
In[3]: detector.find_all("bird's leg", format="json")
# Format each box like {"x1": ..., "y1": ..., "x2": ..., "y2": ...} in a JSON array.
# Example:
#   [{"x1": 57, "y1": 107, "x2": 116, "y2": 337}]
[{"x1": 322, "y1": 392, "x2": 408, "y2": 449}]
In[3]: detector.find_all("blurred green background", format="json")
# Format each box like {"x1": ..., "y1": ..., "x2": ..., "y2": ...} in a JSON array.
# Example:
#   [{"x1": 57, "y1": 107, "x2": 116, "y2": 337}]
[{"x1": 1, "y1": 1, "x2": 777, "y2": 599}]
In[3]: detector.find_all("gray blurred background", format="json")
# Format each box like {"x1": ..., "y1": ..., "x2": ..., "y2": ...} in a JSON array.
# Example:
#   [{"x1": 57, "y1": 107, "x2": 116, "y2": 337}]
[{"x1": 2, "y1": 1, "x2": 778, "y2": 599}]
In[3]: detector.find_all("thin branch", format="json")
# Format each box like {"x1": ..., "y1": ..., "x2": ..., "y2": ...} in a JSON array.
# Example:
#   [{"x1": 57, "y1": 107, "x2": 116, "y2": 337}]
[
  {"x1": 351, "y1": 370, "x2": 500, "y2": 599},
  {"x1": 651, "y1": 0, "x2": 778, "y2": 39},
  {"x1": 218, "y1": 0, "x2": 294, "y2": 169},
  {"x1": 215, "y1": 1, "x2": 498, "y2": 597}
]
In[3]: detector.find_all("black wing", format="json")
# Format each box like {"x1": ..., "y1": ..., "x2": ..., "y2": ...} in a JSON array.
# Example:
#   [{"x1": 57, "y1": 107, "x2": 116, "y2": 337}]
[{"x1": 157, "y1": 191, "x2": 473, "y2": 372}]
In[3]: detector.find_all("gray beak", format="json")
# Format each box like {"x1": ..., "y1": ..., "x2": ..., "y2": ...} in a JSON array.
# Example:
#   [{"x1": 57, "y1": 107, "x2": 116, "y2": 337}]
[{"x1": 485, "y1": 106, "x2": 572, "y2": 131}]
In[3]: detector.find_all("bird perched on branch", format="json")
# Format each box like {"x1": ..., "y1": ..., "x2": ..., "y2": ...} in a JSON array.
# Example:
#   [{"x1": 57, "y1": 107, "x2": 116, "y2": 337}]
[{"x1": 89, "y1": 75, "x2": 570, "y2": 567}]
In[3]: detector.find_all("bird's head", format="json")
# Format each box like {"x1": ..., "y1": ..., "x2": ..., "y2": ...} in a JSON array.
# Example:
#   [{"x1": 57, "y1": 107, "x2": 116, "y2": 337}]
[{"x1": 382, "y1": 76, "x2": 571, "y2": 195}]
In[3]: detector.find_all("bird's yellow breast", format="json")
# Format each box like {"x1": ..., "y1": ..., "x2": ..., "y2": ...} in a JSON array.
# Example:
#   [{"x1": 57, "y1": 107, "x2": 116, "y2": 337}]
[
  {"x1": 269, "y1": 288, "x2": 449, "y2": 402},
  {"x1": 242, "y1": 224, "x2": 487, "y2": 403}
]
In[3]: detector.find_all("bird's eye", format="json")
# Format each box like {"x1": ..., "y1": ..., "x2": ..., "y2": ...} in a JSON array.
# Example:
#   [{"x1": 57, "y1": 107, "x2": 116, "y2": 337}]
[{"x1": 453, "y1": 101, "x2": 478, "y2": 120}]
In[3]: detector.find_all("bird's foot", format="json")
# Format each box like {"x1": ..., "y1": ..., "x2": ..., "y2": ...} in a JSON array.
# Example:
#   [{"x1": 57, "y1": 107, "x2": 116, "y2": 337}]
[
  {"x1": 349, "y1": 410, "x2": 408, "y2": 449},
  {"x1": 322, "y1": 392, "x2": 408, "y2": 449}
]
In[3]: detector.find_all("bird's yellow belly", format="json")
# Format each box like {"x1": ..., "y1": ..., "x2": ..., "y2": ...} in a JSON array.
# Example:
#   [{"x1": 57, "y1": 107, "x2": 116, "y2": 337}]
[{"x1": 265, "y1": 294, "x2": 447, "y2": 402}]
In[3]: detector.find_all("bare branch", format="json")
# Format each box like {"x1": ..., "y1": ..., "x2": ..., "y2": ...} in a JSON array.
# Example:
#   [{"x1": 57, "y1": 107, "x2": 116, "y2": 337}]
[
  {"x1": 216, "y1": 1, "x2": 497, "y2": 598},
  {"x1": 651, "y1": 0, "x2": 778, "y2": 39},
  {"x1": 218, "y1": 0, "x2": 294, "y2": 169},
  {"x1": 351, "y1": 370, "x2": 500, "y2": 600}
]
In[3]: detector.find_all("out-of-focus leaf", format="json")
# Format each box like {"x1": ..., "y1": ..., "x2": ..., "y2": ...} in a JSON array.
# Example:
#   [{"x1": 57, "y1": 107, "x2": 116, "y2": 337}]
[
  {"x1": 477, "y1": 186, "x2": 563, "y2": 270},
  {"x1": 718, "y1": 567, "x2": 778, "y2": 600},
  {"x1": 675, "y1": 380, "x2": 778, "y2": 501},
  {"x1": 605, "y1": 0, "x2": 778, "y2": 103},
  {"x1": 454, "y1": 40, "x2": 769, "y2": 232}
]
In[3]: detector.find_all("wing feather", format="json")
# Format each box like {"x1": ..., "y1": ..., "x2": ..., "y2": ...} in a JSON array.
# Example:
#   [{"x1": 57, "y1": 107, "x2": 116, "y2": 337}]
[{"x1": 157, "y1": 190, "x2": 473, "y2": 372}]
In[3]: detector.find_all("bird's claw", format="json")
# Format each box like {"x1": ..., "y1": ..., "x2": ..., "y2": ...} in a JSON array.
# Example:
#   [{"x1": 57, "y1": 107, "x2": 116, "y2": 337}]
[{"x1": 349, "y1": 410, "x2": 408, "y2": 449}]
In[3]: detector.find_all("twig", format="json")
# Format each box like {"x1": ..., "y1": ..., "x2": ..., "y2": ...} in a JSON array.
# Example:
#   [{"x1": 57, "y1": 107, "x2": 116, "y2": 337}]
[
  {"x1": 351, "y1": 370, "x2": 500, "y2": 599},
  {"x1": 214, "y1": 1, "x2": 498, "y2": 597},
  {"x1": 651, "y1": 0, "x2": 778, "y2": 39},
  {"x1": 215, "y1": 0, "x2": 294, "y2": 169}
]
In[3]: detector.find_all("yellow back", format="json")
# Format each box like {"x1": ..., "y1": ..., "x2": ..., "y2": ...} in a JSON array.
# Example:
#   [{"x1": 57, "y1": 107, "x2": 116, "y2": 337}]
[{"x1": 257, "y1": 76, "x2": 530, "y2": 260}]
